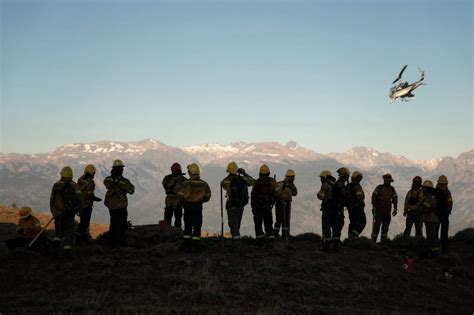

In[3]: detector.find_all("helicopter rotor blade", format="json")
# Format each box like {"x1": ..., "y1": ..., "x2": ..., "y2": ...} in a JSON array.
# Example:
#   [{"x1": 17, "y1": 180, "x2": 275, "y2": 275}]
[{"x1": 392, "y1": 64, "x2": 408, "y2": 84}]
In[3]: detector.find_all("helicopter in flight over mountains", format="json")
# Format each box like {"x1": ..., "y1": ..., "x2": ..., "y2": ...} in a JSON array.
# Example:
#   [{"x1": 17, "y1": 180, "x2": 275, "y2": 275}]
[{"x1": 389, "y1": 65, "x2": 426, "y2": 102}]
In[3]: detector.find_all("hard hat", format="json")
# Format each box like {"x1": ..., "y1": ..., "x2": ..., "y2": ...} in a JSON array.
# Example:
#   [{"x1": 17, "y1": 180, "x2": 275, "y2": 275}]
[
  {"x1": 351, "y1": 171, "x2": 363, "y2": 180},
  {"x1": 337, "y1": 167, "x2": 351, "y2": 176},
  {"x1": 226, "y1": 161, "x2": 238, "y2": 174},
  {"x1": 112, "y1": 159, "x2": 125, "y2": 168},
  {"x1": 383, "y1": 173, "x2": 394, "y2": 182},
  {"x1": 286, "y1": 169, "x2": 295, "y2": 177},
  {"x1": 19, "y1": 206, "x2": 32, "y2": 219},
  {"x1": 412, "y1": 176, "x2": 422, "y2": 183},
  {"x1": 422, "y1": 180, "x2": 434, "y2": 188},
  {"x1": 320, "y1": 170, "x2": 332, "y2": 178},
  {"x1": 84, "y1": 164, "x2": 96, "y2": 175},
  {"x1": 60, "y1": 166, "x2": 73, "y2": 179},
  {"x1": 188, "y1": 163, "x2": 200, "y2": 175},
  {"x1": 437, "y1": 175, "x2": 448, "y2": 184},
  {"x1": 171, "y1": 163, "x2": 182, "y2": 173},
  {"x1": 259, "y1": 164, "x2": 270, "y2": 175}
]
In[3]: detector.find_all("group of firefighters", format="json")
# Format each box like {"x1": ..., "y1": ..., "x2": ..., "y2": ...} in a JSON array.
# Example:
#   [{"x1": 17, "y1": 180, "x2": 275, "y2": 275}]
[{"x1": 6, "y1": 160, "x2": 453, "y2": 258}]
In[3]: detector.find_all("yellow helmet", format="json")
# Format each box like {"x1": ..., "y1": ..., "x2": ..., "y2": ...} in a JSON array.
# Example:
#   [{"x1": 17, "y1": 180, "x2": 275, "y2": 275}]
[
  {"x1": 422, "y1": 180, "x2": 434, "y2": 188},
  {"x1": 337, "y1": 167, "x2": 351, "y2": 176},
  {"x1": 286, "y1": 169, "x2": 295, "y2": 177},
  {"x1": 112, "y1": 159, "x2": 125, "y2": 168},
  {"x1": 188, "y1": 163, "x2": 200, "y2": 175},
  {"x1": 320, "y1": 170, "x2": 332, "y2": 178},
  {"x1": 259, "y1": 164, "x2": 270, "y2": 175},
  {"x1": 19, "y1": 206, "x2": 32, "y2": 219},
  {"x1": 383, "y1": 173, "x2": 394, "y2": 182},
  {"x1": 60, "y1": 166, "x2": 73, "y2": 179},
  {"x1": 351, "y1": 171, "x2": 363, "y2": 180},
  {"x1": 437, "y1": 175, "x2": 448, "y2": 184},
  {"x1": 84, "y1": 164, "x2": 96, "y2": 175},
  {"x1": 226, "y1": 161, "x2": 238, "y2": 174}
]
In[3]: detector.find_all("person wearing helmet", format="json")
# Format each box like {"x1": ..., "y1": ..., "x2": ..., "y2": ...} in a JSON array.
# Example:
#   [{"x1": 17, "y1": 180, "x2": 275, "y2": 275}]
[
  {"x1": 77, "y1": 164, "x2": 102, "y2": 244},
  {"x1": 104, "y1": 160, "x2": 135, "y2": 248},
  {"x1": 331, "y1": 167, "x2": 351, "y2": 251},
  {"x1": 274, "y1": 169, "x2": 298, "y2": 239},
  {"x1": 177, "y1": 163, "x2": 211, "y2": 252},
  {"x1": 162, "y1": 163, "x2": 187, "y2": 228},
  {"x1": 434, "y1": 175, "x2": 453, "y2": 254},
  {"x1": 250, "y1": 164, "x2": 278, "y2": 243},
  {"x1": 221, "y1": 162, "x2": 255, "y2": 243},
  {"x1": 6, "y1": 206, "x2": 46, "y2": 252},
  {"x1": 347, "y1": 171, "x2": 366, "y2": 238},
  {"x1": 371, "y1": 174, "x2": 398, "y2": 243},
  {"x1": 317, "y1": 170, "x2": 337, "y2": 252},
  {"x1": 418, "y1": 180, "x2": 439, "y2": 258},
  {"x1": 50, "y1": 166, "x2": 81, "y2": 254},
  {"x1": 403, "y1": 176, "x2": 424, "y2": 237}
]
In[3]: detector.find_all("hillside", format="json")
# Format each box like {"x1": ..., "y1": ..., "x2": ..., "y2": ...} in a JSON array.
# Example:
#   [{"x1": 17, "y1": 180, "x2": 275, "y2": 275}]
[{"x1": 1, "y1": 222, "x2": 474, "y2": 312}]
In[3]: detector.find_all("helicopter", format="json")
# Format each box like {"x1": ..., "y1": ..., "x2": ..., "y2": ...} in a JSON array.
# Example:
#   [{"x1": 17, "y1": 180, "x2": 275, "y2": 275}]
[{"x1": 389, "y1": 65, "x2": 425, "y2": 102}]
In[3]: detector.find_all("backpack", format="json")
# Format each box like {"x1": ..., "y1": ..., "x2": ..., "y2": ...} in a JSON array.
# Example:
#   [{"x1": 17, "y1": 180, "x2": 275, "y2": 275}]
[
  {"x1": 52, "y1": 182, "x2": 77, "y2": 214},
  {"x1": 228, "y1": 176, "x2": 249, "y2": 207},
  {"x1": 253, "y1": 178, "x2": 275, "y2": 208}
]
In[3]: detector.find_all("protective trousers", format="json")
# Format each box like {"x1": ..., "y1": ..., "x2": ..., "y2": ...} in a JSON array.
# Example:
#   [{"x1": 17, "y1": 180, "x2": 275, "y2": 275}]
[
  {"x1": 227, "y1": 206, "x2": 244, "y2": 239},
  {"x1": 371, "y1": 210, "x2": 391, "y2": 242},
  {"x1": 77, "y1": 206, "x2": 93, "y2": 240},
  {"x1": 321, "y1": 207, "x2": 344, "y2": 244},
  {"x1": 164, "y1": 205, "x2": 183, "y2": 228},
  {"x1": 348, "y1": 207, "x2": 366, "y2": 238},
  {"x1": 437, "y1": 213, "x2": 449, "y2": 253},
  {"x1": 403, "y1": 211, "x2": 423, "y2": 237},
  {"x1": 109, "y1": 208, "x2": 128, "y2": 247},
  {"x1": 425, "y1": 221, "x2": 440, "y2": 257},
  {"x1": 54, "y1": 211, "x2": 76, "y2": 248},
  {"x1": 183, "y1": 202, "x2": 203, "y2": 247},
  {"x1": 252, "y1": 207, "x2": 274, "y2": 239},
  {"x1": 274, "y1": 201, "x2": 291, "y2": 238}
]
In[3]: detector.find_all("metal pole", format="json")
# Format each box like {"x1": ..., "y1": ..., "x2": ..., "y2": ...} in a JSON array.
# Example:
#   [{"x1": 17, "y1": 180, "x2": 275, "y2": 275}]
[{"x1": 28, "y1": 216, "x2": 54, "y2": 247}]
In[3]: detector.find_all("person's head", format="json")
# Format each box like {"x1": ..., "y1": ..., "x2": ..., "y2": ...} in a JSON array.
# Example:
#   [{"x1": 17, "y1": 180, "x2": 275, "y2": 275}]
[
  {"x1": 436, "y1": 175, "x2": 448, "y2": 189},
  {"x1": 383, "y1": 173, "x2": 394, "y2": 185},
  {"x1": 226, "y1": 162, "x2": 238, "y2": 175},
  {"x1": 319, "y1": 170, "x2": 332, "y2": 183},
  {"x1": 351, "y1": 171, "x2": 363, "y2": 184},
  {"x1": 84, "y1": 164, "x2": 96, "y2": 178},
  {"x1": 171, "y1": 162, "x2": 182, "y2": 175},
  {"x1": 337, "y1": 167, "x2": 351, "y2": 180},
  {"x1": 285, "y1": 169, "x2": 295, "y2": 182},
  {"x1": 412, "y1": 176, "x2": 422, "y2": 189},
  {"x1": 19, "y1": 206, "x2": 32, "y2": 219},
  {"x1": 60, "y1": 166, "x2": 73, "y2": 181},
  {"x1": 259, "y1": 164, "x2": 270, "y2": 178},
  {"x1": 421, "y1": 180, "x2": 434, "y2": 193},
  {"x1": 187, "y1": 163, "x2": 200, "y2": 177},
  {"x1": 111, "y1": 159, "x2": 125, "y2": 177}
]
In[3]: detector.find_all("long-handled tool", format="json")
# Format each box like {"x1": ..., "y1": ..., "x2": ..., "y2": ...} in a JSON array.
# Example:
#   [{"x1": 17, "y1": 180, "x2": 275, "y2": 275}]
[
  {"x1": 28, "y1": 216, "x2": 54, "y2": 247},
  {"x1": 220, "y1": 184, "x2": 224, "y2": 248}
]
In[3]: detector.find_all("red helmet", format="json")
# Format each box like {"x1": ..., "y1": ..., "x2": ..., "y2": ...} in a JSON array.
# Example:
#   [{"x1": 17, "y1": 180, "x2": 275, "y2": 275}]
[
  {"x1": 412, "y1": 176, "x2": 422, "y2": 183},
  {"x1": 171, "y1": 163, "x2": 182, "y2": 173}
]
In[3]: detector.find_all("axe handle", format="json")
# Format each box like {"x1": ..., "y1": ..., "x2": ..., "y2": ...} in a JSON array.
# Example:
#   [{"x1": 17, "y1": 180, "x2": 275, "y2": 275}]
[{"x1": 28, "y1": 216, "x2": 54, "y2": 247}]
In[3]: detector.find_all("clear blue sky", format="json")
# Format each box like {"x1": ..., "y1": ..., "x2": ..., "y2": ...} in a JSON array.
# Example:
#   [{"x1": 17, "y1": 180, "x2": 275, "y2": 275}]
[{"x1": 1, "y1": 0, "x2": 472, "y2": 159}]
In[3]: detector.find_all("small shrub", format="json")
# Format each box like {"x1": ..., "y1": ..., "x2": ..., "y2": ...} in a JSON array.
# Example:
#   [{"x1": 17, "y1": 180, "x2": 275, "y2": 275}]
[{"x1": 452, "y1": 228, "x2": 474, "y2": 243}]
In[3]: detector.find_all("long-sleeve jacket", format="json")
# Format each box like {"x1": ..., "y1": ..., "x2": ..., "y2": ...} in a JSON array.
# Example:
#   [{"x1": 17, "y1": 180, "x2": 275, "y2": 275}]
[
  {"x1": 275, "y1": 179, "x2": 298, "y2": 203},
  {"x1": 221, "y1": 173, "x2": 255, "y2": 209},
  {"x1": 78, "y1": 175, "x2": 101, "y2": 209},
  {"x1": 404, "y1": 188, "x2": 423, "y2": 214},
  {"x1": 17, "y1": 215, "x2": 42, "y2": 239},
  {"x1": 104, "y1": 175, "x2": 135, "y2": 210},
  {"x1": 333, "y1": 179, "x2": 349, "y2": 209},
  {"x1": 50, "y1": 178, "x2": 82, "y2": 217},
  {"x1": 178, "y1": 174, "x2": 211, "y2": 203},
  {"x1": 372, "y1": 184, "x2": 398, "y2": 212},
  {"x1": 435, "y1": 187, "x2": 453, "y2": 215},
  {"x1": 251, "y1": 176, "x2": 277, "y2": 209},
  {"x1": 347, "y1": 182, "x2": 365, "y2": 210},
  {"x1": 419, "y1": 192, "x2": 438, "y2": 223},
  {"x1": 162, "y1": 173, "x2": 187, "y2": 208},
  {"x1": 317, "y1": 178, "x2": 336, "y2": 211}
]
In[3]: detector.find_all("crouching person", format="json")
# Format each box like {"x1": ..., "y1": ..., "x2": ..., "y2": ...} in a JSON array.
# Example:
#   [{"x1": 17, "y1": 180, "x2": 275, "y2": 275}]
[
  {"x1": 6, "y1": 207, "x2": 46, "y2": 252},
  {"x1": 178, "y1": 163, "x2": 211, "y2": 252}
]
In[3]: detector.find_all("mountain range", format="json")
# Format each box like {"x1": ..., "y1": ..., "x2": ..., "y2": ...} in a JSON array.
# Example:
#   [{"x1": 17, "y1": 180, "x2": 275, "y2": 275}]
[{"x1": 1, "y1": 139, "x2": 472, "y2": 237}]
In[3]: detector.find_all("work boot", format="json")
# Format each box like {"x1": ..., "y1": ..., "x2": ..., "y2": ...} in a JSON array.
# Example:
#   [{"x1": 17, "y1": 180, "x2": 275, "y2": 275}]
[{"x1": 273, "y1": 229, "x2": 280, "y2": 238}]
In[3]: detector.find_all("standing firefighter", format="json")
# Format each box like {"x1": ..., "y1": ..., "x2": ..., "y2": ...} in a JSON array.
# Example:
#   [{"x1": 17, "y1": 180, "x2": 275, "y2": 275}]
[
  {"x1": 162, "y1": 163, "x2": 187, "y2": 228},
  {"x1": 347, "y1": 171, "x2": 366, "y2": 238},
  {"x1": 6, "y1": 207, "x2": 46, "y2": 251},
  {"x1": 418, "y1": 180, "x2": 439, "y2": 258},
  {"x1": 403, "y1": 176, "x2": 424, "y2": 237},
  {"x1": 251, "y1": 164, "x2": 277, "y2": 243},
  {"x1": 77, "y1": 164, "x2": 102, "y2": 243},
  {"x1": 274, "y1": 169, "x2": 298, "y2": 239},
  {"x1": 371, "y1": 173, "x2": 398, "y2": 243},
  {"x1": 317, "y1": 170, "x2": 337, "y2": 252},
  {"x1": 104, "y1": 160, "x2": 135, "y2": 248},
  {"x1": 435, "y1": 175, "x2": 453, "y2": 254},
  {"x1": 221, "y1": 161, "x2": 255, "y2": 242},
  {"x1": 50, "y1": 166, "x2": 81, "y2": 253},
  {"x1": 331, "y1": 167, "x2": 350, "y2": 251},
  {"x1": 177, "y1": 163, "x2": 211, "y2": 252}
]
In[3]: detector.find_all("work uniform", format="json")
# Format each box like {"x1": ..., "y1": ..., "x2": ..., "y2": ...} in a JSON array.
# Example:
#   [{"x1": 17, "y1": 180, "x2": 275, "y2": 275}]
[
  {"x1": 403, "y1": 187, "x2": 423, "y2": 237},
  {"x1": 317, "y1": 176, "x2": 337, "y2": 251},
  {"x1": 331, "y1": 177, "x2": 348, "y2": 245},
  {"x1": 435, "y1": 186, "x2": 453, "y2": 253},
  {"x1": 419, "y1": 191, "x2": 439, "y2": 257},
  {"x1": 50, "y1": 177, "x2": 81, "y2": 250},
  {"x1": 371, "y1": 185, "x2": 398, "y2": 242},
  {"x1": 251, "y1": 175, "x2": 277, "y2": 240},
  {"x1": 104, "y1": 174, "x2": 135, "y2": 247},
  {"x1": 347, "y1": 181, "x2": 366, "y2": 238},
  {"x1": 77, "y1": 174, "x2": 101, "y2": 242},
  {"x1": 221, "y1": 173, "x2": 255, "y2": 240},
  {"x1": 177, "y1": 174, "x2": 211, "y2": 248},
  {"x1": 274, "y1": 178, "x2": 298, "y2": 238},
  {"x1": 162, "y1": 172, "x2": 187, "y2": 227},
  {"x1": 6, "y1": 214, "x2": 44, "y2": 250}
]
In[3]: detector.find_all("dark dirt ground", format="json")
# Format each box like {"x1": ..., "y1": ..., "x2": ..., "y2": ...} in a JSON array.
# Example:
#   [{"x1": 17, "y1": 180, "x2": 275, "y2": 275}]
[{"x1": 1, "y1": 224, "x2": 474, "y2": 314}]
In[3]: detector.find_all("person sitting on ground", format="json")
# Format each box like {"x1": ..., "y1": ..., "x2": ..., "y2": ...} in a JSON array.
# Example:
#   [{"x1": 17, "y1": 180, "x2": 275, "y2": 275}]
[{"x1": 6, "y1": 206, "x2": 47, "y2": 252}]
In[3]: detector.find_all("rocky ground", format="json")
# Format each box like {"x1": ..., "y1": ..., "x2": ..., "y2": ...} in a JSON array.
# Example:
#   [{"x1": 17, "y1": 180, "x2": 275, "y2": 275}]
[{"x1": 1, "y1": 206, "x2": 474, "y2": 313}]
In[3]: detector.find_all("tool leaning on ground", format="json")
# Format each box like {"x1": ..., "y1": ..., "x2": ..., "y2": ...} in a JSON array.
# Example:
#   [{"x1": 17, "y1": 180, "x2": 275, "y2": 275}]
[
  {"x1": 220, "y1": 183, "x2": 224, "y2": 248},
  {"x1": 28, "y1": 216, "x2": 54, "y2": 247}
]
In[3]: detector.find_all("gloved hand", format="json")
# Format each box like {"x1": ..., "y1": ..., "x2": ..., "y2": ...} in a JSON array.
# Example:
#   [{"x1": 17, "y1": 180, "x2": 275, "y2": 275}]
[{"x1": 392, "y1": 209, "x2": 398, "y2": 217}]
